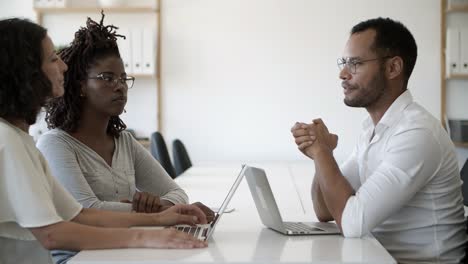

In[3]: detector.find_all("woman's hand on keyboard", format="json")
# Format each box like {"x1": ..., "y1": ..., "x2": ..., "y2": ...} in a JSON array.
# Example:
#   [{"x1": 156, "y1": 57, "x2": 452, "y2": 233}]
[
  {"x1": 191, "y1": 202, "x2": 215, "y2": 223},
  {"x1": 144, "y1": 228, "x2": 207, "y2": 248},
  {"x1": 153, "y1": 204, "x2": 208, "y2": 226}
]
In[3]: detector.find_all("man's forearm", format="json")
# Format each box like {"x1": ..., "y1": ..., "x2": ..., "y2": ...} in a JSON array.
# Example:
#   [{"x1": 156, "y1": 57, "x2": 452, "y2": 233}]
[
  {"x1": 312, "y1": 176, "x2": 334, "y2": 222},
  {"x1": 313, "y1": 149, "x2": 354, "y2": 228}
]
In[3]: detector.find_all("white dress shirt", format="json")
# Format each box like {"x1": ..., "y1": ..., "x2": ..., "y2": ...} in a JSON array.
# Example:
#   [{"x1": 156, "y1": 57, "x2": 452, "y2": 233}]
[{"x1": 340, "y1": 91, "x2": 466, "y2": 264}]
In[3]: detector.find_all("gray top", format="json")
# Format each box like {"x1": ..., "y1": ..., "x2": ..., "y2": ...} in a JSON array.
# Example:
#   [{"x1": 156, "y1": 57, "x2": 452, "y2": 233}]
[{"x1": 37, "y1": 129, "x2": 188, "y2": 212}]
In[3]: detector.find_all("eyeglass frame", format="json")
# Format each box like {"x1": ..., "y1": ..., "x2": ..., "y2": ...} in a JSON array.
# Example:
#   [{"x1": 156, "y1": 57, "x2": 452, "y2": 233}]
[
  {"x1": 337, "y1": 56, "x2": 392, "y2": 74},
  {"x1": 87, "y1": 72, "x2": 136, "y2": 89}
]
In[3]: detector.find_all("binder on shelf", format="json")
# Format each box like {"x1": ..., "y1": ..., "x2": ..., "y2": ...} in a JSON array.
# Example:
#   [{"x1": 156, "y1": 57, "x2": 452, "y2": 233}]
[
  {"x1": 142, "y1": 28, "x2": 156, "y2": 76},
  {"x1": 33, "y1": 0, "x2": 45, "y2": 8},
  {"x1": 446, "y1": 28, "x2": 461, "y2": 77},
  {"x1": 55, "y1": 0, "x2": 67, "y2": 8},
  {"x1": 117, "y1": 29, "x2": 133, "y2": 75},
  {"x1": 131, "y1": 28, "x2": 143, "y2": 75},
  {"x1": 460, "y1": 29, "x2": 468, "y2": 74},
  {"x1": 44, "y1": 0, "x2": 55, "y2": 8}
]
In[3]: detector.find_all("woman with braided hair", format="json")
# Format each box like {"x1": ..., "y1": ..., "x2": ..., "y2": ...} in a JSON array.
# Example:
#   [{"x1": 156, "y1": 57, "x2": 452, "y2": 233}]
[
  {"x1": 37, "y1": 13, "x2": 214, "y2": 220},
  {"x1": 0, "y1": 17, "x2": 207, "y2": 264}
]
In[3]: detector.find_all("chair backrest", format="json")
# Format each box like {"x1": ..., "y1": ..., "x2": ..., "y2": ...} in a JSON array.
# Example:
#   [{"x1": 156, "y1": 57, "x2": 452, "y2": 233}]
[
  {"x1": 461, "y1": 158, "x2": 468, "y2": 205},
  {"x1": 172, "y1": 139, "x2": 192, "y2": 176},
  {"x1": 150, "y1": 132, "x2": 176, "y2": 178}
]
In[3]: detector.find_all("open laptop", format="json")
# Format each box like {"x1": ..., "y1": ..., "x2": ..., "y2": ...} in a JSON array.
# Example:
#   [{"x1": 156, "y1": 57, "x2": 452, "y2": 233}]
[
  {"x1": 245, "y1": 166, "x2": 340, "y2": 235},
  {"x1": 172, "y1": 165, "x2": 247, "y2": 241}
]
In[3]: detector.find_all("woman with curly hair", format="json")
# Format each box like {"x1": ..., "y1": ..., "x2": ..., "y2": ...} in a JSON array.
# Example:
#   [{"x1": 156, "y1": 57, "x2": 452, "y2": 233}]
[
  {"x1": 0, "y1": 17, "x2": 207, "y2": 264},
  {"x1": 37, "y1": 13, "x2": 213, "y2": 220}
]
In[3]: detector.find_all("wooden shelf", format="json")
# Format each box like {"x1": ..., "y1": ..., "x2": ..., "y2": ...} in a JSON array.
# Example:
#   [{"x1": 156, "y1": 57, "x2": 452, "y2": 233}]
[
  {"x1": 133, "y1": 74, "x2": 157, "y2": 79},
  {"x1": 454, "y1": 141, "x2": 468, "y2": 148},
  {"x1": 34, "y1": 7, "x2": 158, "y2": 14},
  {"x1": 447, "y1": 74, "x2": 468, "y2": 80},
  {"x1": 446, "y1": 5, "x2": 468, "y2": 13}
]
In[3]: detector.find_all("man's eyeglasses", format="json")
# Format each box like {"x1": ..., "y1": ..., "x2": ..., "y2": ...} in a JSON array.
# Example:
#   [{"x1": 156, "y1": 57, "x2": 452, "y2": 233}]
[
  {"x1": 88, "y1": 72, "x2": 135, "y2": 89},
  {"x1": 337, "y1": 56, "x2": 391, "y2": 74}
]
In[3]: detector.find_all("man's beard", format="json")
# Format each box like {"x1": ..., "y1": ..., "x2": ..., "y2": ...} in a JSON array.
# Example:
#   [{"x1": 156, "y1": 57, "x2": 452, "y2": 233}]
[{"x1": 343, "y1": 70, "x2": 386, "y2": 108}]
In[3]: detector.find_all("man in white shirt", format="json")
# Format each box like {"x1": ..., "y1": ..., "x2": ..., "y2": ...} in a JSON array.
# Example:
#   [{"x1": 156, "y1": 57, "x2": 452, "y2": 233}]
[{"x1": 291, "y1": 17, "x2": 466, "y2": 263}]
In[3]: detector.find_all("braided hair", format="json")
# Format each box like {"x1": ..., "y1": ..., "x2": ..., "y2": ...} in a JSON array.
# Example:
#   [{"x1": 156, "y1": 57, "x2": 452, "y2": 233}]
[{"x1": 45, "y1": 11, "x2": 126, "y2": 137}]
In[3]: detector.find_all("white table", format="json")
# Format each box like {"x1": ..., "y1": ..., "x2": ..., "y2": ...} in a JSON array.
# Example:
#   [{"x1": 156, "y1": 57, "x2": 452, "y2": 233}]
[{"x1": 69, "y1": 162, "x2": 396, "y2": 264}]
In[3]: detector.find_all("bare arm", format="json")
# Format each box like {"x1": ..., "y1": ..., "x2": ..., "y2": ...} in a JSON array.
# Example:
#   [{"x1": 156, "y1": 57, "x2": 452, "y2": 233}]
[
  {"x1": 312, "y1": 148, "x2": 354, "y2": 229},
  {"x1": 292, "y1": 120, "x2": 354, "y2": 229},
  {"x1": 72, "y1": 208, "x2": 158, "y2": 227},
  {"x1": 291, "y1": 121, "x2": 336, "y2": 222},
  {"x1": 29, "y1": 221, "x2": 205, "y2": 251},
  {"x1": 29, "y1": 204, "x2": 209, "y2": 251},
  {"x1": 74, "y1": 204, "x2": 207, "y2": 228},
  {"x1": 311, "y1": 175, "x2": 334, "y2": 222}
]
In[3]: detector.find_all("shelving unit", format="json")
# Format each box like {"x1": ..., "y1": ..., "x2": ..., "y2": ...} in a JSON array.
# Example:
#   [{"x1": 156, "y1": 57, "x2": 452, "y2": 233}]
[
  {"x1": 441, "y1": 0, "x2": 468, "y2": 148},
  {"x1": 34, "y1": 0, "x2": 162, "y2": 130},
  {"x1": 455, "y1": 142, "x2": 468, "y2": 148}
]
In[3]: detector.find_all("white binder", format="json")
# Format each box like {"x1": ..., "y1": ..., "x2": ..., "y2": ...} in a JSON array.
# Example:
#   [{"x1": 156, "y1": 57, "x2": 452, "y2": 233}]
[
  {"x1": 33, "y1": 0, "x2": 45, "y2": 8},
  {"x1": 446, "y1": 28, "x2": 461, "y2": 77},
  {"x1": 142, "y1": 28, "x2": 156, "y2": 76},
  {"x1": 117, "y1": 29, "x2": 133, "y2": 75},
  {"x1": 131, "y1": 28, "x2": 143, "y2": 75},
  {"x1": 55, "y1": 0, "x2": 67, "y2": 8},
  {"x1": 460, "y1": 29, "x2": 468, "y2": 74},
  {"x1": 43, "y1": 0, "x2": 55, "y2": 7}
]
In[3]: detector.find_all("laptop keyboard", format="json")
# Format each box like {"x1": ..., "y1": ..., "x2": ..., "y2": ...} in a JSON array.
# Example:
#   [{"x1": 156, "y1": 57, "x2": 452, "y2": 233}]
[
  {"x1": 175, "y1": 225, "x2": 209, "y2": 239},
  {"x1": 284, "y1": 222, "x2": 323, "y2": 234}
]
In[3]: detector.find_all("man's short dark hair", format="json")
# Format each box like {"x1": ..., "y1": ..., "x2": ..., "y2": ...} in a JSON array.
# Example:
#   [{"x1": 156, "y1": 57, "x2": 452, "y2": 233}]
[
  {"x1": 351, "y1": 17, "x2": 417, "y2": 85},
  {"x1": 0, "y1": 18, "x2": 51, "y2": 125}
]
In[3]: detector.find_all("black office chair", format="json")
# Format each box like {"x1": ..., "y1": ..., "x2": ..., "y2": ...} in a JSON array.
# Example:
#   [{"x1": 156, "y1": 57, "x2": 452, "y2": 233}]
[
  {"x1": 150, "y1": 132, "x2": 176, "y2": 178},
  {"x1": 461, "y1": 159, "x2": 468, "y2": 205},
  {"x1": 172, "y1": 139, "x2": 192, "y2": 176},
  {"x1": 460, "y1": 159, "x2": 468, "y2": 264}
]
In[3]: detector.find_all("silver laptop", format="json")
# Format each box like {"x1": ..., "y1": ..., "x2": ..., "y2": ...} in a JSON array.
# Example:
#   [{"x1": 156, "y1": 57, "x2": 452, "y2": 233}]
[
  {"x1": 173, "y1": 165, "x2": 247, "y2": 241},
  {"x1": 245, "y1": 166, "x2": 340, "y2": 235}
]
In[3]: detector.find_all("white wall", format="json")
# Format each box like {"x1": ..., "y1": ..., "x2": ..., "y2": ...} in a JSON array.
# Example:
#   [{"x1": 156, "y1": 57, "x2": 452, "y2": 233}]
[
  {"x1": 0, "y1": 0, "x2": 35, "y2": 20},
  {"x1": 2, "y1": 0, "x2": 466, "y2": 166},
  {"x1": 161, "y1": 0, "x2": 442, "y2": 163}
]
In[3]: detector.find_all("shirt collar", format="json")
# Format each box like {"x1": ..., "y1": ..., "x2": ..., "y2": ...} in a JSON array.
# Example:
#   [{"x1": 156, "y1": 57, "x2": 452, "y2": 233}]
[
  {"x1": 0, "y1": 117, "x2": 34, "y2": 142},
  {"x1": 361, "y1": 90, "x2": 413, "y2": 130}
]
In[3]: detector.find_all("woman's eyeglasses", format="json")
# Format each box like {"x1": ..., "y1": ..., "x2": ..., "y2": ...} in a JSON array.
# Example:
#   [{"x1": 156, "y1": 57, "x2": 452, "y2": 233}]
[{"x1": 88, "y1": 72, "x2": 135, "y2": 89}]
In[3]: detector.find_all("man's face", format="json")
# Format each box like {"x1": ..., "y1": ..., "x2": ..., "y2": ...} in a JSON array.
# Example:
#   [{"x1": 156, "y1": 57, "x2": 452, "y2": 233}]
[{"x1": 339, "y1": 29, "x2": 387, "y2": 108}]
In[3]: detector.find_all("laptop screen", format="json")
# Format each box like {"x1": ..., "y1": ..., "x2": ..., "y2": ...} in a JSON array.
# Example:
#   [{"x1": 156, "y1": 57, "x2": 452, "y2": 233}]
[{"x1": 206, "y1": 165, "x2": 247, "y2": 237}]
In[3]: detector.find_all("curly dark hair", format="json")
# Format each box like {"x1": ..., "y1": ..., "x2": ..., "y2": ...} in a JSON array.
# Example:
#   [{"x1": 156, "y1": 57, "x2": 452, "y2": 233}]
[
  {"x1": 45, "y1": 12, "x2": 126, "y2": 137},
  {"x1": 351, "y1": 17, "x2": 417, "y2": 86},
  {"x1": 0, "y1": 18, "x2": 51, "y2": 125}
]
